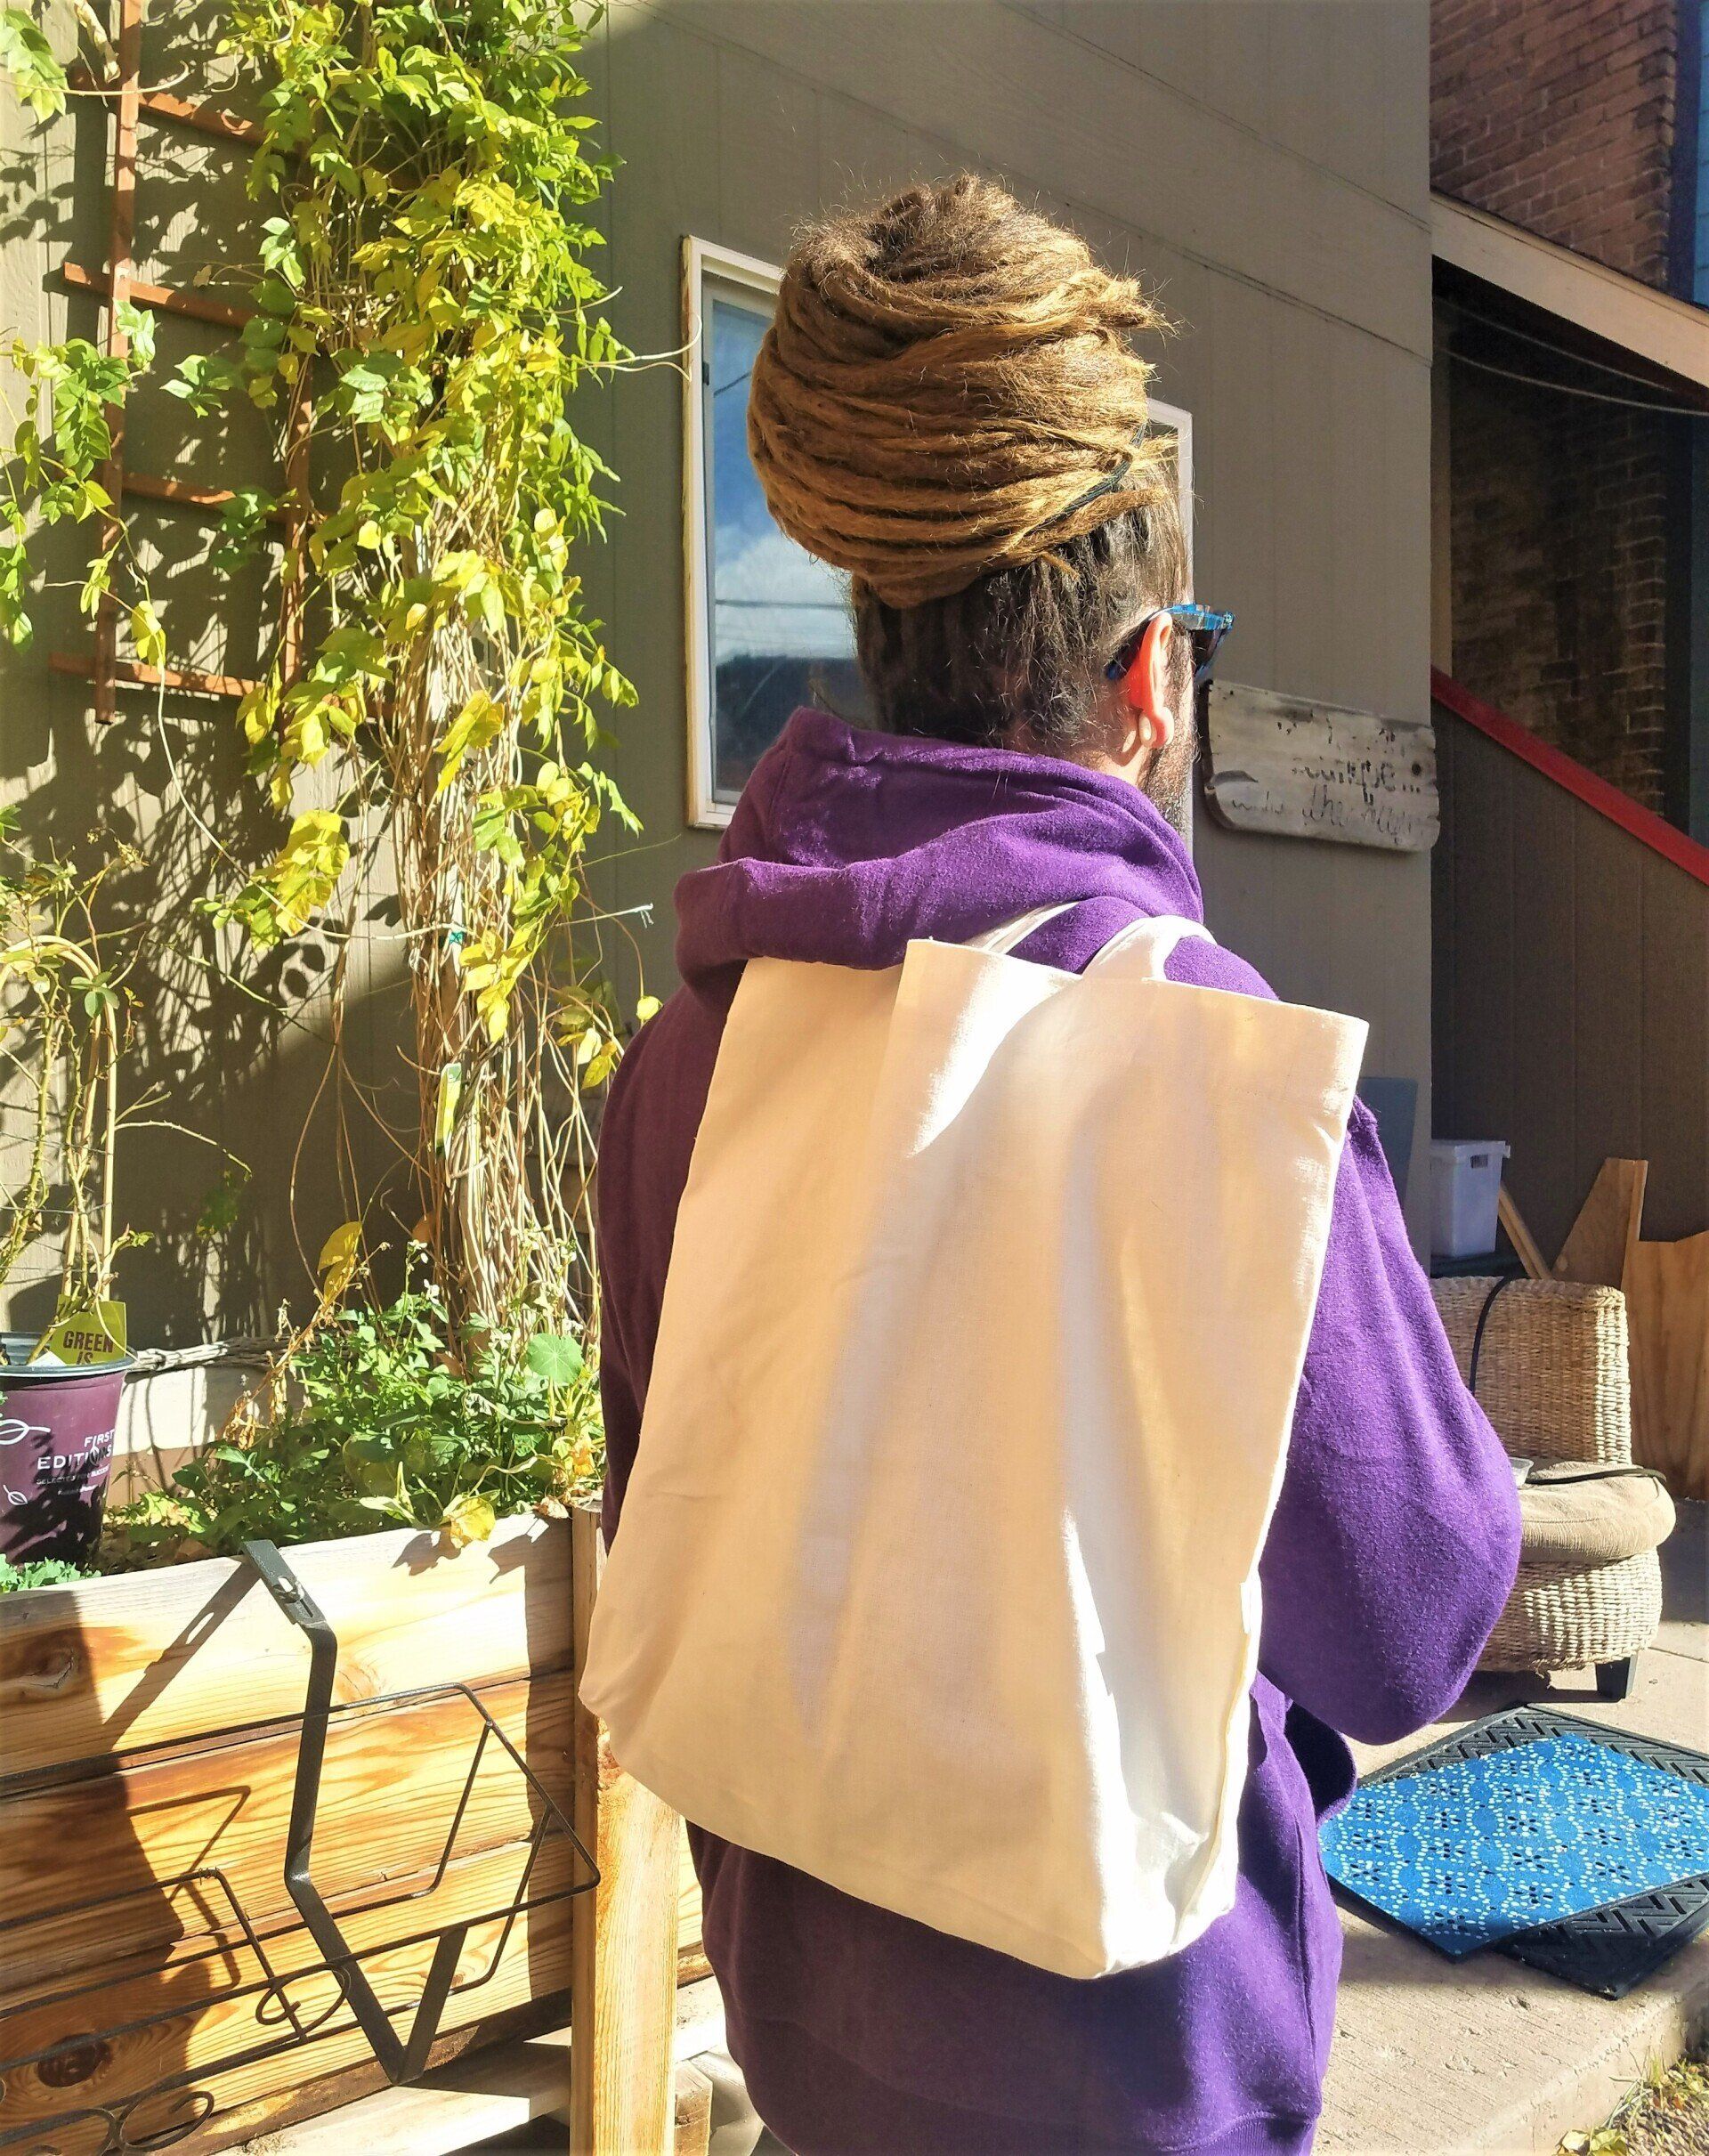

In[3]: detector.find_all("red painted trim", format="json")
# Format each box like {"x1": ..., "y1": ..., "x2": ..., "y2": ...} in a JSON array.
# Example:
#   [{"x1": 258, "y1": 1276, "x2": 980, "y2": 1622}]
[{"x1": 1431, "y1": 668, "x2": 1709, "y2": 891}]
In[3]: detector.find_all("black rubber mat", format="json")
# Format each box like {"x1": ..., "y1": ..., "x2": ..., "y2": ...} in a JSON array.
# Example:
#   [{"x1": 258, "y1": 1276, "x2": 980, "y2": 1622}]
[{"x1": 1336, "y1": 1705, "x2": 1709, "y2": 1998}]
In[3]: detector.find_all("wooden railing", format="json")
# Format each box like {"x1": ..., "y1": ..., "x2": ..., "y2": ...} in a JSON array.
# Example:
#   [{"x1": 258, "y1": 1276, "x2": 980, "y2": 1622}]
[
  {"x1": 1431, "y1": 670, "x2": 1709, "y2": 892},
  {"x1": 1432, "y1": 670, "x2": 1709, "y2": 1500},
  {"x1": 1431, "y1": 669, "x2": 1709, "y2": 1262}
]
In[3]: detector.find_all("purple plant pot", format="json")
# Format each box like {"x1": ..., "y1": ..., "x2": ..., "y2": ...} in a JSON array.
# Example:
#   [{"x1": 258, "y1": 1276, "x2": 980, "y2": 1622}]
[{"x1": 0, "y1": 1333, "x2": 132, "y2": 1566}]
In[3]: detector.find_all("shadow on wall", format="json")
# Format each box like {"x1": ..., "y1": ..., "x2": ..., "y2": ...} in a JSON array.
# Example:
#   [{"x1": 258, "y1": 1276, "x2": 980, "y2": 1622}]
[{"x1": 0, "y1": 3, "x2": 416, "y2": 1347}]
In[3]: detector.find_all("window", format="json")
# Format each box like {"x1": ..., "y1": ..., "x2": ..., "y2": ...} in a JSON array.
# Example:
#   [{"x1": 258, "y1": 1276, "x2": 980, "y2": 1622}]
[
  {"x1": 684, "y1": 239, "x2": 867, "y2": 828},
  {"x1": 683, "y1": 235, "x2": 1195, "y2": 829}
]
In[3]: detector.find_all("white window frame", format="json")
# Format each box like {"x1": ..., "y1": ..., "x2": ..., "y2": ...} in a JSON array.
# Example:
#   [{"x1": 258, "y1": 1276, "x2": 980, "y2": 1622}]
[
  {"x1": 1148, "y1": 396, "x2": 1193, "y2": 571},
  {"x1": 683, "y1": 233, "x2": 1195, "y2": 831},
  {"x1": 684, "y1": 237, "x2": 788, "y2": 831}
]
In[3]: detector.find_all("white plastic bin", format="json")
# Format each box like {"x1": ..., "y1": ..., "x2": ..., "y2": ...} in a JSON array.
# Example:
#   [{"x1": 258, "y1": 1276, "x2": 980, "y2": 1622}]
[{"x1": 1429, "y1": 1139, "x2": 1511, "y2": 1260}]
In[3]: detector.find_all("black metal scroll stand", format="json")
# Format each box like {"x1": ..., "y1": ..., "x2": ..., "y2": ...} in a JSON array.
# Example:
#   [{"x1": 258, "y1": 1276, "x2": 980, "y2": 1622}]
[
  {"x1": 245, "y1": 1538, "x2": 476, "y2": 2082},
  {"x1": 0, "y1": 1539, "x2": 597, "y2": 2153}
]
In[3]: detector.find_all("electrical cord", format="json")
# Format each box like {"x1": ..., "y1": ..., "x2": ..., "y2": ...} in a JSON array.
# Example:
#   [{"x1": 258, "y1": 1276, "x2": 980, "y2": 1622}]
[
  {"x1": 1442, "y1": 296, "x2": 1709, "y2": 400},
  {"x1": 1449, "y1": 344, "x2": 1709, "y2": 417}
]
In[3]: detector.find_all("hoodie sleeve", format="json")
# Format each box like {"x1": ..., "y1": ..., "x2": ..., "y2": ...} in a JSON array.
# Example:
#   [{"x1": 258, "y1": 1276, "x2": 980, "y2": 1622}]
[
  {"x1": 1257, "y1": 1098, "x2": 1524, "y2": 1740},
  {"x1": 596, "y1": 1092, "x2": 647, "y2": 1551},
  {"x1": 1163, "y1": 938, "x2": 1523, "y2": 1744},
  {"x1": 596, "y1": 985, "x2": 734, "y2": 1550}
]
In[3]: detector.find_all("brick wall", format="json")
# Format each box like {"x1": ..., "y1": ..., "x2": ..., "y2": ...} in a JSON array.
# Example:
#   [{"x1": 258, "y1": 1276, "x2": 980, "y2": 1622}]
[
  {"x1": 1432, "y1": 0, "x2": 1682, "y2": 288},
  {"x1": 1448, "y1": 356, "x2": 1673, "y2": 808}
]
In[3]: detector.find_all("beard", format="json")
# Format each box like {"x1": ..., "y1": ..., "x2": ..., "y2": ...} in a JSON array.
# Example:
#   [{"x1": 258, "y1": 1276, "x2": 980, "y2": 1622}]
[{"x1": 1144, "y1": 690, "x2": 1199, "y2": 838}]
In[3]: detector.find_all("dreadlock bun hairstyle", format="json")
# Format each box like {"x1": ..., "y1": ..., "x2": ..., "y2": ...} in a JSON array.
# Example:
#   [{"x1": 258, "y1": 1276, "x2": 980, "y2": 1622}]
[
  {"x1": 747, "y1": 174, "x2": 1189, "y2": 751},
  {"x1": 749, "y1": 173, "x2": 1174, "y2": 608}
]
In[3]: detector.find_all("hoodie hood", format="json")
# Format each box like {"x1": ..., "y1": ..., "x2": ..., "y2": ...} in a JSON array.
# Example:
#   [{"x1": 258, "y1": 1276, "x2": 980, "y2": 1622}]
[{"x1": 675, "y1": 708, "x2": 1203, "y2": 986}]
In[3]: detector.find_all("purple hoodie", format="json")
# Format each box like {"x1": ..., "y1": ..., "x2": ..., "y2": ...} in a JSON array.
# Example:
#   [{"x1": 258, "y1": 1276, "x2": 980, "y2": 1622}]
[{"x1": 598, "y1": 709, "x2": 1522, "y2": 2156}]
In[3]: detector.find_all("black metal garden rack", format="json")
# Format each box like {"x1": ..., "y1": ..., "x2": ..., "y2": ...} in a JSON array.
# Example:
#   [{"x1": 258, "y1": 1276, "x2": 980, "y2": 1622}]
[{"x1": 0, "y1": 1540, "x2": 598, "y2": 2155}]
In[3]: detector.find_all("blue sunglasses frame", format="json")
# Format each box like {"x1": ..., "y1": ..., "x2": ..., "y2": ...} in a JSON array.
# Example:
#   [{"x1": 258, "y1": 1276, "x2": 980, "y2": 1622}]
[{"x1": 1104, "y1": 604, "x2": 1235, "y2": 691}]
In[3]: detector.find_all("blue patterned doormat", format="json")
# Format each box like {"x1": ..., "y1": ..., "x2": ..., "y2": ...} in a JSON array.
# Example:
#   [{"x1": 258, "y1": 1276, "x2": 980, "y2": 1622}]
[{"x1": 1320, "y1": 1706, "x2": 1709, "y2": 1998}]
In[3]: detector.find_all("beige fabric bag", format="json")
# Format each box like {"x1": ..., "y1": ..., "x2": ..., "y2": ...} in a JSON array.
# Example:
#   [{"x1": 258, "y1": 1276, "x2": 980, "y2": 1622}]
[{"x1": 580, "y1": 905, "x2": 1366, "y2": 1977}]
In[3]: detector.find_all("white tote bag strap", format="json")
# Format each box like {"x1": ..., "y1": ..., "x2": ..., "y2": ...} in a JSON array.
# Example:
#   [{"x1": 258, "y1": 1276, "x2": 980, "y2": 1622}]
[
  {"x1": 969, "y1": 901, "x2": 1211, "y2": 977},
  {"x1": 963, "y1": 901, "x2": 1081, "y2": 955},
  {"x1": 1084, "y1": 912, "x2": 1211, "y2": 980}
]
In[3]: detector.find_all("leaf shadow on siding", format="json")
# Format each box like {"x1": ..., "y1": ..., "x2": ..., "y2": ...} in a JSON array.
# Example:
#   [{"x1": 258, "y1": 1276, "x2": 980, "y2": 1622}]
[{"x1": 0, "y1": 1, "x2": 416, "y2": 1349}]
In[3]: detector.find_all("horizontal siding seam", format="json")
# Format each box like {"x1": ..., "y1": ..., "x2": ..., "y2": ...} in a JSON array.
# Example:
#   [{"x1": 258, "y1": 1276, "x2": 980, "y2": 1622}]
[
  {"x1": 994, "y1": 0, "x2": 1435, "y2": 230},
  {"x1": 616, "y1": 0, "x2": 1435, "y2": 362}
]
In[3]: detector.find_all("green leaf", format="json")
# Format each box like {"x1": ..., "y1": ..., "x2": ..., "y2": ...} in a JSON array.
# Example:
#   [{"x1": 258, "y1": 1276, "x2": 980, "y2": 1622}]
[
  {"x1": 0, "y1": 9, "x2": 66, "y2": 118},
  {"x1": 435, "y1": 691, "x2": 505, "y2": 794},
  {"x1": 441, "y1": 1490, "x2": 497, "y2": 1548},
  {"x1": 131, "y1": 599, "x2": 166, "y2": 669},
  {"x1": 355, "y1": 1493, "x2": 410, "y2": 1518},
  {"x1": 166, "y1": 350, "x2": 241, "y2": 417},
  {"x1": 0, "y1": 1552, "x2": 96, "y2": 1592},
  {"x1": 114, "y1": 298, "x2": 156, "y2": 370},
  {"x1": 319, "y1": 1220, "x2": 362, "y2": 1281},
  {"x1": 237, "y1": 678, "x2": 278, "y2": 745},
  {"x1": 525, "y1": 1333, "x2": 584, "y2": 1385}
]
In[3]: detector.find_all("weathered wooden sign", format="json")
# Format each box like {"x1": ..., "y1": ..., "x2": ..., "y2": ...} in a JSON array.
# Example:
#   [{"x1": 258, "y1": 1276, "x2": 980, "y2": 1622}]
[{"x1": 1203, "y1": 683, "x2": 1439, "y2": 853}]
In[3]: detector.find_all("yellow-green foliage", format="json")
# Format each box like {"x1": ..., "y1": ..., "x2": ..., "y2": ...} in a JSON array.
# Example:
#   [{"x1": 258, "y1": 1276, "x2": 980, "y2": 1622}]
[
  {"x1": 2, "y1": 1, "x2": 637, "y2": 1350},
  {"x1": 183, "y1": 0, "x2": 639, "y2": 1342},
  {"x1": 0, "y1": 12, "x2": 164, "y2": 652},
  {"x1": 206, "y1": 0, "x2": 636, "y2": 1019}
]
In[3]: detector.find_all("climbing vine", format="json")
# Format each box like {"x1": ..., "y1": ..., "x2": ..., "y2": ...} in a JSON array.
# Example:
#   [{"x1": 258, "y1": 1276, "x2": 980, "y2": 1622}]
[
  {"x1": 192, "y1": 0, "x2": 638, "y2": 1351},
  {"x1": 0, "y1": 0, "x2": 638, "y2": 1374}
]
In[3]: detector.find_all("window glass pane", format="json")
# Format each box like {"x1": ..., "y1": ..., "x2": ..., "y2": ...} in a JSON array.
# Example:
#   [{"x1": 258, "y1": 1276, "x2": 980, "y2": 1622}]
[
  {"x1": 705, "y1": 284, "x2": 867, "y2": 805},
  {"x1": 693, "y1": 264, "x2": 1192, "y2": 819}
]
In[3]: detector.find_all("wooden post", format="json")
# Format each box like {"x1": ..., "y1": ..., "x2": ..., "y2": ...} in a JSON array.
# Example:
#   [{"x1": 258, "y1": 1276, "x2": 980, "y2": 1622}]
[
  {"x1": 569, "y1": 1506, "x2": 602, "y2": 2154},
  {"x1": 1628, "y1": 1229, "x2": 1709, "y2": 1501},
  {"x1": 673, "y1": 2063, "x2": 714, "y2": 2156},
  {"x1": 569, "y1": 1505, "x2": 680, "y2": 2156},
  {"x1": 92, "y1": 0, "x2": 144, "y2": 725}
]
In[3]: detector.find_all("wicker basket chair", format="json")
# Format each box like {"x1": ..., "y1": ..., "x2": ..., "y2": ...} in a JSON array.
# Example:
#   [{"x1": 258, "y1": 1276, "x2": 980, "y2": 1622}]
[{"x1": 1430, "y1": 1277, "x2": 1674, "y2": 1698}]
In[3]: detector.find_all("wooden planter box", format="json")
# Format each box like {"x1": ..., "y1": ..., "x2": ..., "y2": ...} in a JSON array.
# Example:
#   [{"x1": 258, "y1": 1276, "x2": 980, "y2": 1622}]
[{"x1": 0, "y1": 1505, "x2": 680, "y2": 2154}]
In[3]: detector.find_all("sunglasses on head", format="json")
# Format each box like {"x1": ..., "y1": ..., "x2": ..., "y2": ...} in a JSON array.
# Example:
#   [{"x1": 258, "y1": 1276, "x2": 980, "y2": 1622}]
[{"x1": 1104, "y1": 604, "x2": 1235, "y2": 691}]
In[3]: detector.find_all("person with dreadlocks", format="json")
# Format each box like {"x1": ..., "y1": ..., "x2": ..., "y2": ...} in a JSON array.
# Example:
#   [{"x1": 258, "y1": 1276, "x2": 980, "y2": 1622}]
[{"x1": 592, "y1": 179, "x2": 1520, "y2": 2155}]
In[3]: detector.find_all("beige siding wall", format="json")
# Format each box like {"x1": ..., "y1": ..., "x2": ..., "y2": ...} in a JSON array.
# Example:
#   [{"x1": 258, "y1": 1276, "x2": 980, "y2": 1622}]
[
  {"x1": 1, "y1": 2, "x2": 1437, "y2": 1342},
  {"x1": 586, "y1": 0, "x2": 1437, "y2": 1236}
]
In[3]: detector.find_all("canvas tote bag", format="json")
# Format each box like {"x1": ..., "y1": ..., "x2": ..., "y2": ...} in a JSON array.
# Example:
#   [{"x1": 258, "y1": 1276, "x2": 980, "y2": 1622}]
[{"x1": 580, "y1": 903, "x2": 1367, "y2": 1978}]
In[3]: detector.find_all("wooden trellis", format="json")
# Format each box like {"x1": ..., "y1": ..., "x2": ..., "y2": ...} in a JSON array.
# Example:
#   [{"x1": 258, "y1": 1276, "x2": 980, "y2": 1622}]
[{"x1": 51, "y1": 0, "x2": 307, "y2": 718}]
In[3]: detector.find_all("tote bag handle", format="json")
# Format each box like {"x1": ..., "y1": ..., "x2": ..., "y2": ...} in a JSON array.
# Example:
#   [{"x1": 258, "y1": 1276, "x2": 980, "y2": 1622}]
[
  {"x1": 1084, "y1": 912, "x2": 1210, "y2": 979},
  {"x1": 969, "y1": 902, "x2": 1210, "y2": 977},
  {"x1": 963, "y1": 902, "x2": 1081, "y2": 956}
]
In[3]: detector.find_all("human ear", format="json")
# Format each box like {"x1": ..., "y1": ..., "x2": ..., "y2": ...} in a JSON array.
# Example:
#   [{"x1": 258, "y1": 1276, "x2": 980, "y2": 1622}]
[{"x1": 1117, "y1": 615, "x2": 1176, "y2": 753}]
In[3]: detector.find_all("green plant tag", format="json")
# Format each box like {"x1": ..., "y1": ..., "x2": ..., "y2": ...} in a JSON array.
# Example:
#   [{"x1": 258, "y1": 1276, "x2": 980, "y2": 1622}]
[{"x1": 31, "y1": 1300, "x2": 127, "y2": 1366}]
